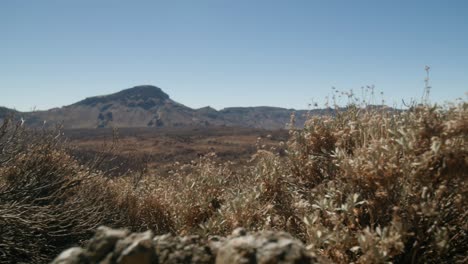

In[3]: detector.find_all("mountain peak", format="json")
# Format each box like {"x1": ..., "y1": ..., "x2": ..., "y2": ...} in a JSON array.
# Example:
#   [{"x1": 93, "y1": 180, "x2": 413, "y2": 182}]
[
  {"x1": 117, "y1": 85, "x2": 169, "y2": 100},
  {"x1": 6, "y1": 85, "x2": 313, "y2": 129},
  {"x1": 75, "y1": 85, "x2": 170, "y2": 107}
]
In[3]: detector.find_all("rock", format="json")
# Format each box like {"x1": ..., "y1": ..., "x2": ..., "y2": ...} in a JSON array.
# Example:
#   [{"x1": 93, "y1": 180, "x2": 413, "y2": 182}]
[
  {"x1": 207, "y1": 236, "x2": 225, "y2": 256},
  {"x1": 216, "y1": 231, "x2": 317, "y2": 264},
  {"x1": 52, "y1": 226, "x2": 320, "y2": 264},
  {"x1": 51, "y1": 247, "x2": 89, "y2": 264},
  {"x1": 86, "y1": 226, "x2": 130, "y2": 262},
  {"x1": 154, "y1": 233, "x2": 214, "y2": 264},
  {"x1": 231, "y1": 227, "x2": 247, "y2": 237},
  {"x1": 115, "y1": 230, "x2": 155, "y2": 264}
]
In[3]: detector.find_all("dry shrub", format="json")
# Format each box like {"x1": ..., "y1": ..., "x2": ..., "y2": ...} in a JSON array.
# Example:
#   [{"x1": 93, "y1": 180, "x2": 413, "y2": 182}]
[
  {"x1": 288, "y1": 116, "x2": 338, "y2": 188},
  {"x1": 0, "y1": 120, "x2": 121, "y2": 263},
  {"x1": 104, "y1": 177, "x2": 175, "y2": 233},
  {"x1": 293, "y1": 103, "x2": 467, "y2": 263},
  {"x1": 207, "y1": 150, "x2": 297, "y2": 234},
  {"x1": 0, "y1": 120, "x2": 160, "y2": 263},
  {"x1": 155, "y1": 155, "x2": 236, "y2": 234}
]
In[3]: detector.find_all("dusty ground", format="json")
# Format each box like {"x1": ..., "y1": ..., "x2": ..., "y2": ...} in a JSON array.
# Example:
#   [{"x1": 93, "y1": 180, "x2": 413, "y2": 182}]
[{"x1": 64, "y1": 126, "x2": 288, "y2": 176}]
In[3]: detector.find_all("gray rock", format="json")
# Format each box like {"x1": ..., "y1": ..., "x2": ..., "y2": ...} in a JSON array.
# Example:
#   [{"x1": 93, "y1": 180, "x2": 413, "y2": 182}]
[
  {"x1": 207, "y1": 235, "x2": 225, "y2": 256},
  {"x1": 51, "y1": 226, "x2": 320, "y2": 264},
  {"x1": 216, "y1": 231, "x2": 317, "y2": 264},
  {"x1": 115, "y1": 230, "x2": 155, "y2": 264},
  {"x1": 154, "y1": 233, "x2": 214, "y2": 264},
  {"x1": 231, "y1": 227, "x2": 247, "y2": 237},
  {"x1": 86, "y1": 226, "x2": 130, "y2": 262},
  {"x1": 51, "y1": 247, "x2": 89, "y2": 264}
]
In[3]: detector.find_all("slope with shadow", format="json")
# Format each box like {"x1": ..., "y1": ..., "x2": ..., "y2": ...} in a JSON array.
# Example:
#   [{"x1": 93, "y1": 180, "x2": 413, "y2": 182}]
[
  {"x1": 18, "y1": 85, "x2": 225, "y2": 129},
  {"x1": 0, "y1": 106, "x2": 18, "y2": 117},
  {"x1": 1, "y1": 85, "x2": 313, "y2": 129},
  {"x1": 0, "y1": 107, "x2": 19, "y2": 124}
]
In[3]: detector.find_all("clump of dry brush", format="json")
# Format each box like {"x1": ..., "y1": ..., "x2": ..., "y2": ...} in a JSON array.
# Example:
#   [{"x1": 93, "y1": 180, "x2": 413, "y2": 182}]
[
  {"x1": 287, "y1": 102, "x2": 467, "y2": 263},
  {"x1": 132, "y1": 101, "x2": 466, "y2": 263},
  {"x1": 0, "y1": 119, "x2": 127, "y2": 263},
  {"x1": 0, "y1": 117, "x2": 206, "y2": 263},
  {"x1": 0, "y1": 99, "x2": 466, "y2": 263}
]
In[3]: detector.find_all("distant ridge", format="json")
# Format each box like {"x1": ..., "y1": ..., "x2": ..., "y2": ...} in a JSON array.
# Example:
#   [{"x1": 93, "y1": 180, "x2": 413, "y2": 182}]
[
  {"x1": 74, "y1": 85, "x2": 170, "y2": 107},
  {"x1": 0, "y1": 106, "x2": 17, "y2": 116},
  {"x1": 0, "y1": 85, "x2": 318, "y2": 129},
  {"x1": 0, "y1": 107, "x2": 19, "y2": 123}
]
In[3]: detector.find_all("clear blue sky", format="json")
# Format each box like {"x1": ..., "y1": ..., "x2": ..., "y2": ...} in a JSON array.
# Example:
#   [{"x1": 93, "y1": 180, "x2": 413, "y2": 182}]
[{"x1": 1, "y1": 0, "x2": 467, "y2": 111}]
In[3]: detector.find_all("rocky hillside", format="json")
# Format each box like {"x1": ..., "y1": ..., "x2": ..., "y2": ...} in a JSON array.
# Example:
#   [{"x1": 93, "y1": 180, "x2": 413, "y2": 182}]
[
  {"x1": 52, "y1": 226, "x2": 322, "y2": 264},
  {"x1": 0, "y1": 107, "x2": 18, "y2": 123},
  {"x1": 1, "y1": 85, "x2": 317, "y2": 129}
]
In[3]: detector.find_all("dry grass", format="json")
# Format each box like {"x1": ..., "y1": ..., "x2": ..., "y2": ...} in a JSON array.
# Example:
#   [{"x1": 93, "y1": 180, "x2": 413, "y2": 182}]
[
  {"x1": 66, "y1": 126, "x2": 286, "y2": 176},
  {"x1": 0, "y1": 120, "x2": 121, "y2": 263},
  {"x1": 0, "y1": 100, "x2": 466, "y2": 263}
]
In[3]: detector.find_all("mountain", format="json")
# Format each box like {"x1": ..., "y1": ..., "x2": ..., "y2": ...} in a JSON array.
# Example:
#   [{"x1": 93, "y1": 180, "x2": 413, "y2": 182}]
[
  {"x1": 0, "y1": 106, "x2": 18, "y2": 116},
  {"x1": 0, "y1": 107, "x2": 19, "y2": 124},
  {"x1": 1, "y1": 85, "x2": 317, "y2": 129}
]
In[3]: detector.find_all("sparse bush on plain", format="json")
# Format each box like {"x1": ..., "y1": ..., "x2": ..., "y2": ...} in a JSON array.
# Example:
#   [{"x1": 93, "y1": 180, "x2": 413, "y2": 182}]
[{"x1": 0, "y1": 99, "x2": 466, "y2": 263}]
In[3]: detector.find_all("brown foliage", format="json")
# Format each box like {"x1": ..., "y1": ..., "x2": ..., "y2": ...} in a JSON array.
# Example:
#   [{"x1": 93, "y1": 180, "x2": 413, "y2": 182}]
[{"x1": 1, "y1": 101, "x2": 467, "y2": 263}]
